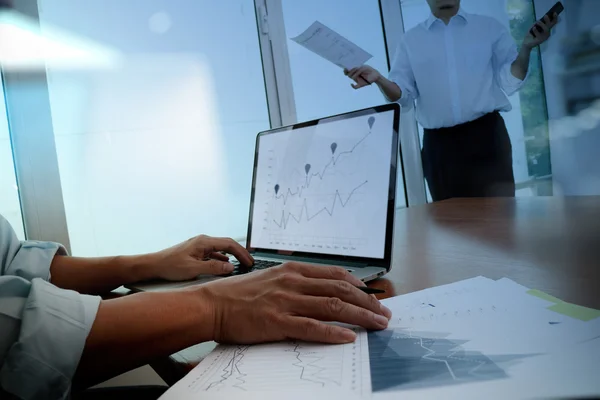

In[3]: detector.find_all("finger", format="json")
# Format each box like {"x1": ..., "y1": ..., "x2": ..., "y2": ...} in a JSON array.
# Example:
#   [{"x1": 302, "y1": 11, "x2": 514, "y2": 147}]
[
  {"x1": 293, "y1": 278, "x2": 391, "y2": 318},
  {"x1": 195, "y1": 259, "x2": 235, "y2": 275},
  {"x1": 209, "y1": 252, "x2": 230, "y2": 262},
  {"x1": 349, "y1": 67, "x2": 365, "y2": 81},
  {"x1": 207, "y1": 237, "x2": 254, "y2": 266},
  {"x1": 529, "y1": 29, "x2": 537, "y2": 39},
  {"x1": 351, "y1": 81, "x2": 367, "y2": 90},
  {"x1": 289, "y1": 263, "x2": 366, "y2": 287},
  {"x1": 343, "y1": 68, "x2": 349, "y2": 75},
  {"x1": 534, "y1": 21, "x2": 547, "y2": 33},
  {"x1": 542, "y1": 15, "x2": 551, "y2": 25},
  {"x1": 282, "y1": 316, "x2": 357, "y2": 344},
  {"x1": 291, "y1": 296, "x2": 389, "y2": 331},
  {"x1": 359, "y1": 75, "x2": 371, "y2": 86}
]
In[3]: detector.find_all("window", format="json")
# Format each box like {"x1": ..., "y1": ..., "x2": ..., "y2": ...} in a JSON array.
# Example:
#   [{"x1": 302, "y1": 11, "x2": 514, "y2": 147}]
[
  {"x1": 0, "y1": 76, "x2": 25, "y2": 239},
  {"x1": 281, "y1": 0, "x2": 390, "y2": 122},
  {"x1": 264, "y1": 0, "x2": 413, "y2": 207},
  {"x1": 36, "y1": 0, "x2": 269, "y2": 256}
]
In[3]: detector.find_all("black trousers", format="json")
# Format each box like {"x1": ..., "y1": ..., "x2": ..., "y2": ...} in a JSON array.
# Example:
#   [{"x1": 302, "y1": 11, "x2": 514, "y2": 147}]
[{"x1": 422, "y1": 111, "x2": 515, "y2": 202}]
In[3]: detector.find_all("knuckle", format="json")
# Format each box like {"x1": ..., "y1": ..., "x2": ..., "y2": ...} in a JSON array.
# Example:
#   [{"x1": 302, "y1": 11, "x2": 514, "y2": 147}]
[
  {"x1": 284, "y1": 262, "x2": 300, "y2": 270},
  {"x1": 301, "y1": 319, "x2": 321, "y2": 336},
  {"x1": 356, "y1": 307, "x2": 372, "y2": 321},
  {"x1": 273, "y1": 289, "x2": 294, "y2": 303},
  {"x1": 282, "y1": 262, "x2": 303, "y2": 273},
  {"x1": 369, "y1": 295, "x2": 381, "y2": 311},
  {"x1": 328, "y1": 266, "x2": 348, "y2": 281},
  {"x1": 322, "y1": 324, "x2": 337, "y2": 339},
  {"x1": 326, "y1": 297, "x2": 346, "y2": 314},
  {"x1": 265, "y1": 311, "x2": 283, "y2": 326},
  {"x1": 277, "y1": 272, "x2": 300, "y2": 287},
  {"x1": 336, "y1": 281, "x2": 354, "y2": 297}
]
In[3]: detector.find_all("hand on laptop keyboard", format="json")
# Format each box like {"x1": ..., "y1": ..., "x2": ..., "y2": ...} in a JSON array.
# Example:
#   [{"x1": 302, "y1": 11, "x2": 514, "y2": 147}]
[{"x1": 146, "y1": 235, "x2": 254, "y2": 281}]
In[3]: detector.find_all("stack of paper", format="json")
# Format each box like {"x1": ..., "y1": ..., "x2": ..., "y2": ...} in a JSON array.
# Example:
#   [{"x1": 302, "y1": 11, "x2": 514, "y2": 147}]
[{"x1": 159, "y1": 277, "x2": 600, "y2": 399}]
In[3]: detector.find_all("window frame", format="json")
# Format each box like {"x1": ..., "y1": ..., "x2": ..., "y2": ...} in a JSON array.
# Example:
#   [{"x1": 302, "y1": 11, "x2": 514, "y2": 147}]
[{"x1": 3, "y1": 0, "x2": 71, "y2": 250}]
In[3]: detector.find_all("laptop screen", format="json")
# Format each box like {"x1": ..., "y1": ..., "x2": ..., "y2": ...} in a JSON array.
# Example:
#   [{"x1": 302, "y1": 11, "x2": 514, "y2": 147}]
[{"x1": 249, "y1": 106, "x2": 398, "y2": 260}]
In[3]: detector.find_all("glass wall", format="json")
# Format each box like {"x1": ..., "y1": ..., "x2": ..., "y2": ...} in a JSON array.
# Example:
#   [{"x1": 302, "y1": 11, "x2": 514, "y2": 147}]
[
  {"x1": 37, "y1": 0, "x2": 269, "y2": 256},
  {"x1": 0, "y1": 76, "x2": 25, "y2": 239},
  {"x1": 281, "y1": 0, "x2": 390, "y2": 122},
  {"x1": 279, "y1": 0, "x2": 410, "y2": 207},
  {"x1": 7, "y1": 0, "x2": 598, "y2": 255}
]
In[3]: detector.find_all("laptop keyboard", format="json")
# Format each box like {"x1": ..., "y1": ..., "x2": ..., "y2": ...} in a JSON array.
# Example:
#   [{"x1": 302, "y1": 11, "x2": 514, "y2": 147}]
[{"x1": 229, "y1": 260, "x2": 282, "y2": 276}]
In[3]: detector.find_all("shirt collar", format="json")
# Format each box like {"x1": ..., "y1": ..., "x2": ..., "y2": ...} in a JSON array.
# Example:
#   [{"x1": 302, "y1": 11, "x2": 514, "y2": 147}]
[{"x1": 425, "y1": 7, "x2": 469, "y2": 29}]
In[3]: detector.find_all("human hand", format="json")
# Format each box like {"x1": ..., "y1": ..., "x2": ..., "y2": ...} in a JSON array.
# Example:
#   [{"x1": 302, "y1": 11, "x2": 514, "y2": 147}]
[
  {"x1": 197, "y1": 262, "x2": 393, "y2": 344},
  {"x1": 147, "y1": 235, "x2": 254, "y2": 281},
  {"x1": 344, "y1": 65, "x2": 382, "y2": 89},
  {"x1": 523, "y1": 13, "x2": 559, "y2": 50}
]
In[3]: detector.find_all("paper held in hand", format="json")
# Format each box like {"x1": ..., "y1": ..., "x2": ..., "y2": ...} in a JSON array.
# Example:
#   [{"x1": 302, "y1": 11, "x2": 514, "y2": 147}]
[{"x1": 291, "y1": 21, "x2": 373, "y2": 70}]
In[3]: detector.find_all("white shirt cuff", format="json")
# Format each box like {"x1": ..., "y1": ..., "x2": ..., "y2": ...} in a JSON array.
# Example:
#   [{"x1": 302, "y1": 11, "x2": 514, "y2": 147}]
[
  {"x1": 13, "y1": 241, "x2": 68, "y2": 282},
  {"x1": 0, "y1": 279, "x2": 101, "y2": 399},
  {"x1": 503, "y1": 66, "x2": 529, "y2": 96}
]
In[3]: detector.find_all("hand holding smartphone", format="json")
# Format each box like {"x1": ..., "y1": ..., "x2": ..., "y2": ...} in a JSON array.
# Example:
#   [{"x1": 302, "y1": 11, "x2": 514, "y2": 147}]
[{"x1": 530, "y1": 1, "x2": 564, "y2": 37}]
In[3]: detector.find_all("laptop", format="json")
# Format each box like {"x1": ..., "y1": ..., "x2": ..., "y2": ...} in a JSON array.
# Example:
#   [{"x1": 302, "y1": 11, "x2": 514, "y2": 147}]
[{"x1": 127, "y1": 103, "x2": 404, "y2": 292}]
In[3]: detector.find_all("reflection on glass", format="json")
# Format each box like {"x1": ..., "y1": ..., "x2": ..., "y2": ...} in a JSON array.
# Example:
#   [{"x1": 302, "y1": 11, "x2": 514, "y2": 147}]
[{"x1": 0, "y1": 7, "x2": 120, "y2": 71}]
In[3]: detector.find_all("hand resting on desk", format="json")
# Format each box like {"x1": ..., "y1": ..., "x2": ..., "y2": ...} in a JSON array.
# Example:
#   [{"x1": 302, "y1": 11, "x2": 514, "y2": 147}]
[{"x1": 201, "y1": 262, "x2": 393, "y2": 344}]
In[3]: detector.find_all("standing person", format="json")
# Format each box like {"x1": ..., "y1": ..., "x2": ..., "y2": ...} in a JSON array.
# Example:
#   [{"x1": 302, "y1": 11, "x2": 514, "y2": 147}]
[{"x1": 345, "y1": 0, "x2": 559, "y2": 201}]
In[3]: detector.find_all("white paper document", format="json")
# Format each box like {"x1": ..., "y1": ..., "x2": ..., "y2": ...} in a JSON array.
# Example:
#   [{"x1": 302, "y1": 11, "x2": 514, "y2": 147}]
[
  {"x1": 160, "y1": 277, "x2": 600, "y2": 399},
  {"x1": 160, "y1": 329, "x2": 371, "y2": 400},
  {"x1": 291, "y1": 21, "x2": 372, "y2": 70}
]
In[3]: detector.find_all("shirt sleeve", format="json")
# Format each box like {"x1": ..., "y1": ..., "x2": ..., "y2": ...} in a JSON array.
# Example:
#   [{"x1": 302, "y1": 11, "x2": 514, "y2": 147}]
[
  {"x1": 0, "y1": 216, "x2": 101, "y2": 399},
  {"x1": 0, "y1": 215, "x2": 67, "y2": 282},
  {"x1": 388, "y1": 37, "x2": 419, "y2": 108},
  {"x1": 492, "y1": 21, "x2": 529, "y2": 96}
]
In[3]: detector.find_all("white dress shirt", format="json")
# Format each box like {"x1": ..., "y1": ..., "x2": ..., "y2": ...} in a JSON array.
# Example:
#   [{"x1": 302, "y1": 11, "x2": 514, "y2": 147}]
[{"x1": 389, "y1": 8, "x2": 528, "y2": 130}]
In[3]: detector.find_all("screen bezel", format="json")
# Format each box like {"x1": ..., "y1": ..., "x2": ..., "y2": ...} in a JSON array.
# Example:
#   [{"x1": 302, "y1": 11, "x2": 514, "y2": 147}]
[{"x1": 245, "y1": 103, "x2": 405, "y2": 270}]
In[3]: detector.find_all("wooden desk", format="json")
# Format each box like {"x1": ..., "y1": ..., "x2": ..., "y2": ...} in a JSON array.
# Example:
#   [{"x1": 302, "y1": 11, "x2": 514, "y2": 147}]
[{"x1": 150, "y1": 196, "x2": 600, "y2": 385}]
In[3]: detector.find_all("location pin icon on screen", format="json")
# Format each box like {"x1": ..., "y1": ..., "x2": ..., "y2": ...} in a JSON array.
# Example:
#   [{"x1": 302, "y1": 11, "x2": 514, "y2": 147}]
[
  {"x1": 331, "y1": 143, "x2": 337, "y2": 155},
  {"x1": 305, "y1": 164, "x2": 311, "y2": 175},
  {"x1": 368, "y1": 117, "x2": 375, "y2": 130}
]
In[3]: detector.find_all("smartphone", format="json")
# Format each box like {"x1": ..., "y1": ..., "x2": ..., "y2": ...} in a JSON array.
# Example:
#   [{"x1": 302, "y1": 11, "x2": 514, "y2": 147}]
[{"x1": 530, "y1": 1, "x2": 564, "y2": 36}]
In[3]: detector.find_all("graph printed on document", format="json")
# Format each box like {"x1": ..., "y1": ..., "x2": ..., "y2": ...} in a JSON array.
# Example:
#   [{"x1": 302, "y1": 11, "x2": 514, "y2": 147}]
[{"x1": 183, "y1": 329, "x2": 371, "y2": 396}]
